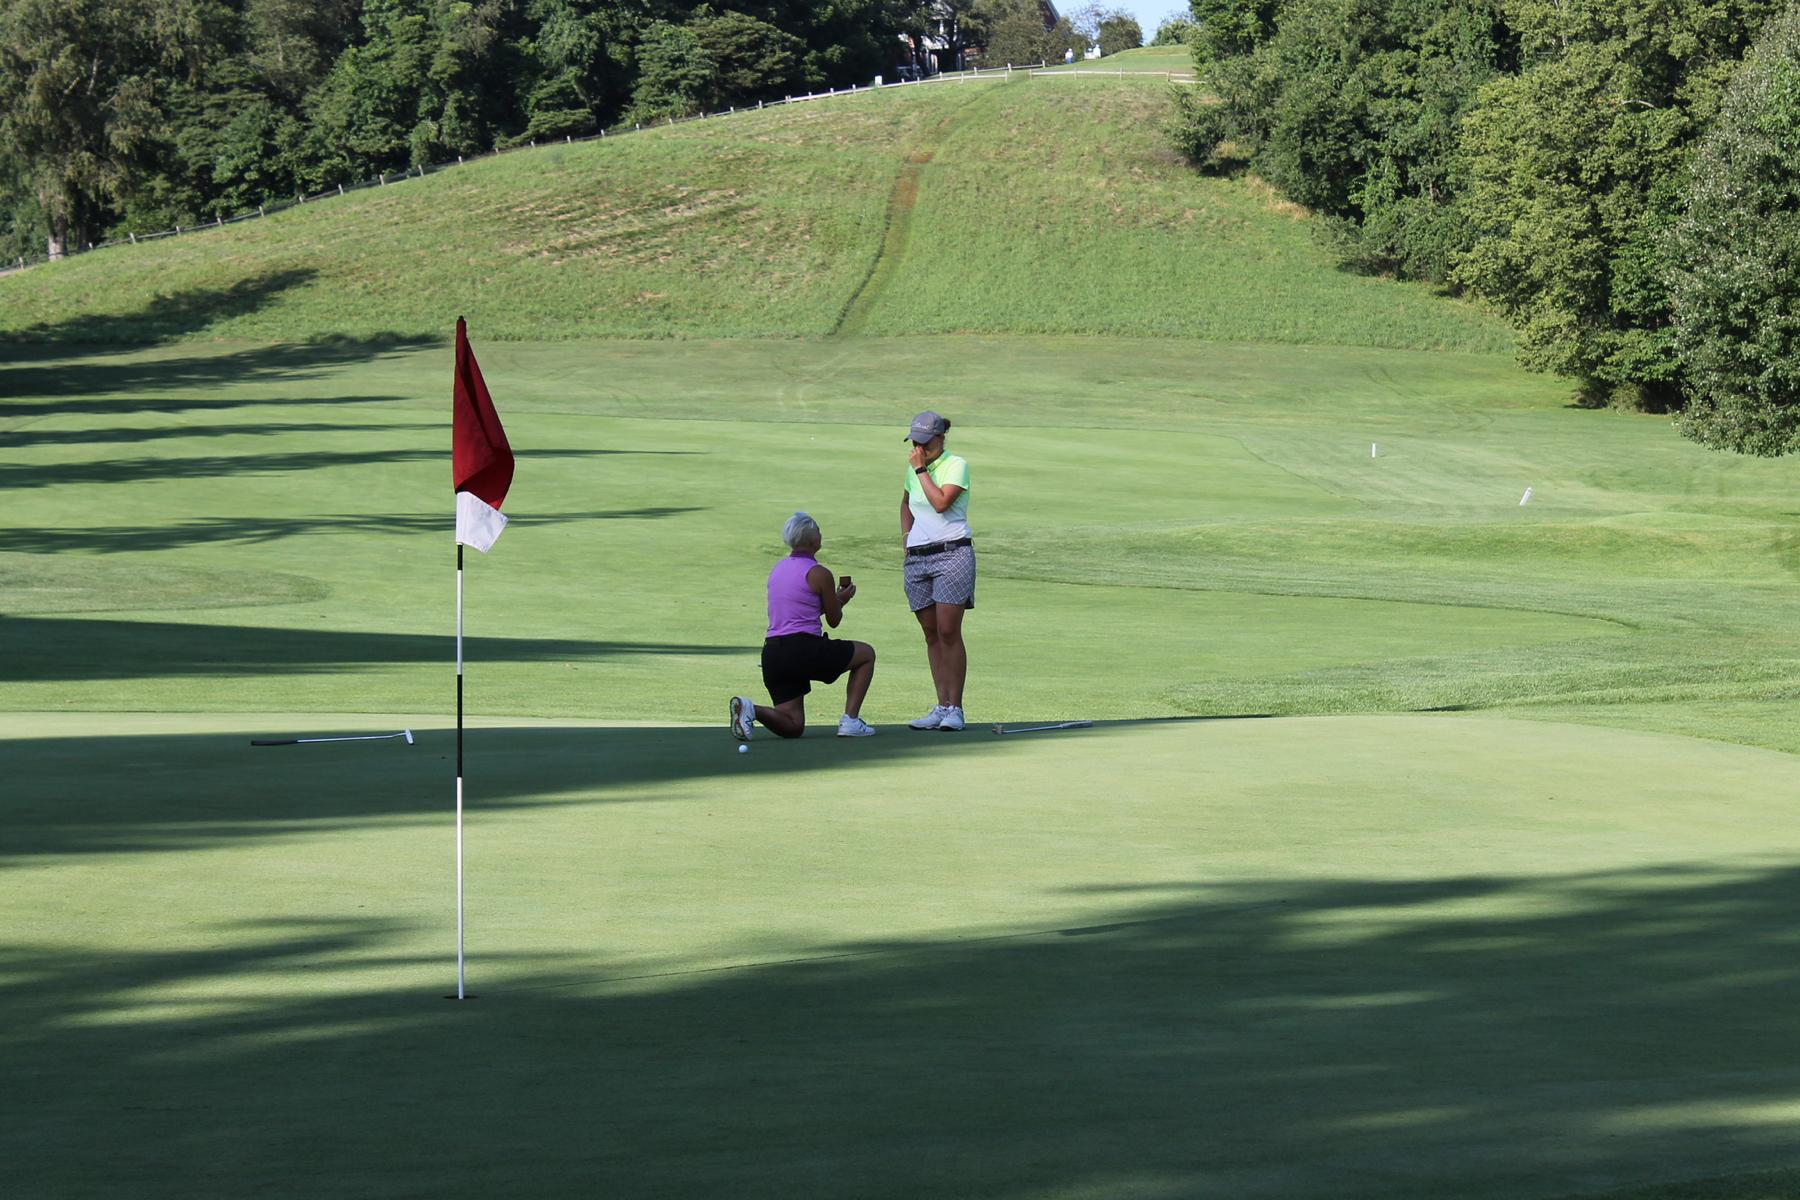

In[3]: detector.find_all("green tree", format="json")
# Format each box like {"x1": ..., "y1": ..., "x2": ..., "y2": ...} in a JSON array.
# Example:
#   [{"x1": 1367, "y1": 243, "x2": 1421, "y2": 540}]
[
  {"x1": 1186, "y1": 0, "x2": 1281, "y2": 64},
  {"x1": 624, "y1": 19, "x2": 714, "y2": 121},
  {"x1": 303, "y1": 0, "x2": 518, "y2": 181},
  {"x1": 1097, "y1": 13, "x2": 1142, "y2": 55},
  {"x1": 1152, "y1": 15, "x2": 1199, "y2": 45},
  {"x1": 1170, "y1": 0, "x2": 1513, "y2": 283},
  {"x1": 106, "y1": 0, "x2": 361, "y2": 232},
  {"x1": 0, "y1": 155, "x2": 47, "y2": 262},
  {"x1": 689, "y1": 9, "x2": 804, "y2": 107},
  {"x1": 755, "y1": 0, "x2": 925, "y2": 88},
  {"x1": 513, "y1": 0, "x2": 650, "y2": 140},
  {"x1": 0, "y1": 0, "x2": 223, "y2": 257},
  {"x1": 245, "y1": 0, "x2": 363, "y2": 102},
  {"x1": 1455, "y1": 0, "x2": 1782, "y2": 408},
  {"x1": 1667, "y1": 4, "x2": 1800, "y2": 454},
  {"x1": 979, "y1": 0, "x2": 1053, "y2": 64}
]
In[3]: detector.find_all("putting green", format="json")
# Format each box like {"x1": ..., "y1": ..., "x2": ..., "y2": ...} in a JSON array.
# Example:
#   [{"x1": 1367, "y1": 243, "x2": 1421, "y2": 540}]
[{"x1": 7, "y1": 710, "x2": 1800, "y2": 1198}]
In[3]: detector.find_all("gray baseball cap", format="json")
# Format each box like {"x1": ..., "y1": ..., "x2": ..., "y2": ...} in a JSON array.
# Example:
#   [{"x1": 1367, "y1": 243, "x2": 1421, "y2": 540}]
[{"x1": 906, "y1": 410, "x2": 950, "y2": 443}]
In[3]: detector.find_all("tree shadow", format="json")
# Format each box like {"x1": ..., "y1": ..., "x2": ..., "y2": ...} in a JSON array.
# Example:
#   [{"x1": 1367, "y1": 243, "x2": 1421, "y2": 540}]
[
  {"x1": 0, "y1": 269, "x2": 322, "y2": 347},
  {"x1": 3, "y1": 720, "x2": 1276, "y2": 861},
  {"x1": 0, "y1": 393, "x2": 412, "y2": 418},
  {"x1": 0, "y1": 618, "x2": 742, "y2": 686},
  {"x1": 0, "y1": 335, "x2": 435, "y2": 404},
  {"x1": 1, "y1": 420, "x2": 437, "y2": 449},
  {"x1": 0, "y1": 446, "x2": 681, "y2": 490},
  {"x1": 7, "y1": 861, "x2": 1800, "y2": 1197},
  {"x1": 0, "y1": 508, "x2": 707, "y2": 554}
]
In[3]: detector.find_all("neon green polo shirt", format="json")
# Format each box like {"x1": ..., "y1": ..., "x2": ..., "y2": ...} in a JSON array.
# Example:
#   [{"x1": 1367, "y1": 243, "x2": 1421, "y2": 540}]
[{"x1": 904, "y1": 453, "x2": 971, "y2": 547}]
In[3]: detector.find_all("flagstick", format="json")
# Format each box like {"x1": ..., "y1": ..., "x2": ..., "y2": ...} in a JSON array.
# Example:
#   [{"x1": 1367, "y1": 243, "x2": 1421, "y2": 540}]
[{"x1": 455, "y1": 542, "x2": 467, "y2": 999}]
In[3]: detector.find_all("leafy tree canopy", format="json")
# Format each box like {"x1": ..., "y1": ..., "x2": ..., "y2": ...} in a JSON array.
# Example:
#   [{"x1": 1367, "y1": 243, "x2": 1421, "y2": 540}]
[
  {"x1": 1170, "y1": 0, "x2": 1789, "y2": 417},
  {"x1": 1668, "y1": 3, "x2": 1800, "y2": 454},
  {"x1": 1097, "y1": 13, "x2": 1143, "y2": 55}
]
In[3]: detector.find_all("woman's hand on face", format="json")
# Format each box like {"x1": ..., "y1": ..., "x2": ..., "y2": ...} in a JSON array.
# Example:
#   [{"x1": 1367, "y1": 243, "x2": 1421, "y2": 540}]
[{"x1": 907, "y1": 443, "x2": 927, "y2": 471}]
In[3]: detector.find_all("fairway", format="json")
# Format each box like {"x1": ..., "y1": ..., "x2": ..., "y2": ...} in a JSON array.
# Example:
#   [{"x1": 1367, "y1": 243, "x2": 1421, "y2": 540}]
[{"x1": 5, "y1": 71, "x2": 1800, "y2": 1200}]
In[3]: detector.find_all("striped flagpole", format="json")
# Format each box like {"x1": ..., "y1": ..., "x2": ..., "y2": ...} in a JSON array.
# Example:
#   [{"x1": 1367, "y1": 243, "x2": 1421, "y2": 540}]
[
  {"x1": 455, "y1": 542, "x2": 467, "y2": 999},
  {"x1": 450, "y1": 314, "x2": 509, "y2": 1001}
]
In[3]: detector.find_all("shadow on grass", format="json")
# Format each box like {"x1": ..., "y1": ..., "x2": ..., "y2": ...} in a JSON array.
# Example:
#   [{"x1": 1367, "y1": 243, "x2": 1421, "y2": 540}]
[
  {"x1": 0, "y1": 446, "x2": 683, "y2": 490},
  {"x1": 0, "y1": 268, "x2": 323, "y2": 347},
  {"x1": 0, "y1": 618, "x2": 741, "y2": 685},
  {"x1": 0, "y1": 508, "x2": 707, "y2": 553},
  {"x1": 0, "y1": 335, "x2": 434, "y2": 405},
  {"x1": 0, "y1": 420, "x2": 437, "y2": 449},
  {"x1": 1, "y1": 718, "x2": 1285, "y2": 859},
  {"x1": 6, "y1": 859, "x2": 1800, "y2": 1197},
  {"x1": 0, "y1": 271, "x2": 440, "y2": 423},
  {"x1": 0, "y1": 268, "x2": 320, "y2": 347},
  {"x1": 0, "y1": 391, "x2": 410, "y2": 419}
]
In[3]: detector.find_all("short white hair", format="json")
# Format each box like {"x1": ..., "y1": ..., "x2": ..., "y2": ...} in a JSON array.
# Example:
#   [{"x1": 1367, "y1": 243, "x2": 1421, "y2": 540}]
[{"x1": 782, "y1": 511, "x2": 821, "y2": 549}]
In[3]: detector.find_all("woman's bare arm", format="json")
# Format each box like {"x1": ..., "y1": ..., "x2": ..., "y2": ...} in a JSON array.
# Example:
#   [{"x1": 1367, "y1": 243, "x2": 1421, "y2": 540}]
[
  {"x1": 908, "y1": 445, "x2": 963, "y2": 513},
  {"x1": 808, "y1": 564, "x2": 853, "y2": 628}
]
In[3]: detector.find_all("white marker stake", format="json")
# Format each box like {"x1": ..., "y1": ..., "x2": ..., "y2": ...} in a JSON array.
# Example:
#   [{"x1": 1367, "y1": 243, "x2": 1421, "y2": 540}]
[
  {"x1": 1520, "y1": 487, "x2": 1533, "y2": 506},
  {"x1": 1371, "y1": 442, "x2": 1378, "y2": 458}
]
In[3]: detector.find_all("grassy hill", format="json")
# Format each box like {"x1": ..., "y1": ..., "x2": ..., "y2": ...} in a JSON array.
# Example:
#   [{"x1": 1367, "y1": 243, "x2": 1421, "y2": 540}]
[
  {"x1": 0, "y1": 76, "x2": 1507, "y2": 351},
  {"x1": 1040, "y1": 44, "x2": 1197, "y2": 74}
]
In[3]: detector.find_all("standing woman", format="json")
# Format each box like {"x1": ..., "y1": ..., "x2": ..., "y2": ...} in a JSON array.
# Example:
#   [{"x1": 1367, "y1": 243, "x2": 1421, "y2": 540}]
[{"x1": 900, "y1": 411, "x2": 974, "y2": 732}]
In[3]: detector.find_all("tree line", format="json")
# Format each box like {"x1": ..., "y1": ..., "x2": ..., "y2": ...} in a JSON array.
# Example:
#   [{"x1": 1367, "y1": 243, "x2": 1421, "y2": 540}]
[
  {"x1": 0, "y1": 1, "x2": 1140, "y2": 266},
  {"x1": 1169, "y1": 0, "x2": 1800, "y2": 456}
]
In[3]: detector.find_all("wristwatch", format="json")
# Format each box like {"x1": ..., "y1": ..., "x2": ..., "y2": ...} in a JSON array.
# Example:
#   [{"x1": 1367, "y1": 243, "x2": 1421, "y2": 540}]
[{"x1": 914, "y1": 467, "x2": 928, "y2": 474}]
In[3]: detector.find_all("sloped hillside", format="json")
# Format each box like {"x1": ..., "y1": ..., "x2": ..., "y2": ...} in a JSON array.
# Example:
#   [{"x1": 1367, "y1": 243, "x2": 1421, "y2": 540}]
[{"x1": 0, "y1": 78, "x2": 1508, "y2": 351}]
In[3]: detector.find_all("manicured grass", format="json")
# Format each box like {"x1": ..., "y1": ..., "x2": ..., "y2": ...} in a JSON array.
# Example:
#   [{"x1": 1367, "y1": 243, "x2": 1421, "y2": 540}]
[
  {"x1": 8, "y1": 709, "x2": 1800, "y2": 1199},
  {"x1": 0, "y1": 78, "x2": 1507, "y2": 351},
  {"x1": 4, "y1": 337, "x2": 1793, "y2": 751},
  {"x1": 7, "y1": 337, "x2": 1800, "y2": 1198}
]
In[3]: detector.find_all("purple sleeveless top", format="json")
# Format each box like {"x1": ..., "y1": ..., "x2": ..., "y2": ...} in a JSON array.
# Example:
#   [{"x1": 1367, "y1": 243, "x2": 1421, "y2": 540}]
[{"x1": 766, "y1": 554, "x2": 823, "y2": 637}]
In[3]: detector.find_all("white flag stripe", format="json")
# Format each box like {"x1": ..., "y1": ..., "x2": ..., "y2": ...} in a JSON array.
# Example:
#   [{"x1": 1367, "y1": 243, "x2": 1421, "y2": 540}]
[{"x1": 455, "y1": 490, "x2": 508, "y2": 552}]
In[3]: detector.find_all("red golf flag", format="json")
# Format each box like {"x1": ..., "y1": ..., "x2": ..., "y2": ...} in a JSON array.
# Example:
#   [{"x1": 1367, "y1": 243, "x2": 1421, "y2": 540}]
[{"x1": 453, "y1": 317, "x2": 513, "y2": 552}]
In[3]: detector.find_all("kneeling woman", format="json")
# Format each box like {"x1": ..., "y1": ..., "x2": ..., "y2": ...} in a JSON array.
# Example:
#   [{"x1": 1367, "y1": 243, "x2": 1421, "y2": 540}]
[{"x1": 732, "y1": 512, "x2": 877, "y2": 740}]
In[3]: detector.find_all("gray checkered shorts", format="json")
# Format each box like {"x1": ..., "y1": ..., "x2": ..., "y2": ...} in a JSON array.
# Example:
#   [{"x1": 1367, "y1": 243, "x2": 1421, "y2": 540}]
[{"x1": 903, "y1": 542, "x2": 976, "y2": 611}]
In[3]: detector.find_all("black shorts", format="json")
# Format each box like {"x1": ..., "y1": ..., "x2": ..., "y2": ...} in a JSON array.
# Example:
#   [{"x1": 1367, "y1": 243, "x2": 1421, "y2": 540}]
[{"x1": 761, "y1": 633, "x2": 857, "y2": 706}]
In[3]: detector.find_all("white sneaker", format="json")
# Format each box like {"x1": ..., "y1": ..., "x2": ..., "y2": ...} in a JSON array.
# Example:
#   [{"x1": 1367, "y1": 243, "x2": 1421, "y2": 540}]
[
  {"x1": 730, "y1": 696, "x2": 754, "y2": 741},
  {"x1": 909, "y1": 705, "x2": 946, "y2": 730},
  {"x1": 837, "y1": 715, "x2": 876, "y2": 738},
  {"x1": 937, "y1": 706, "x2": 965, "y2": 732}
]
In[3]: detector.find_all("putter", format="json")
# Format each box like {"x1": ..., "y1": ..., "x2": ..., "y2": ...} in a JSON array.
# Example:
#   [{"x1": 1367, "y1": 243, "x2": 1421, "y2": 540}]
[
  {"x1": 991, "y1": 720, "x2": 1093, "y2": 736},
  {"x1": 251, "y1": 729, "x2": 415, "y2": 747}
]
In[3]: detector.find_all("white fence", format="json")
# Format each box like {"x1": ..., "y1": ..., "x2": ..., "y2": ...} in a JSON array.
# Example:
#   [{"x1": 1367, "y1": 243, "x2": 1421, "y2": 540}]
[{"x1": 1, "y1": 62, "x2": 1194, "y2": 275}]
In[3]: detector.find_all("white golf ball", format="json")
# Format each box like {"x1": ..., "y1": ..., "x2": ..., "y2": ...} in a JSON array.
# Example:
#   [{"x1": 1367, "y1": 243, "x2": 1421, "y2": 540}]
[{"x1": 738, "y1": 744, "x2": 749, "y2": 754}]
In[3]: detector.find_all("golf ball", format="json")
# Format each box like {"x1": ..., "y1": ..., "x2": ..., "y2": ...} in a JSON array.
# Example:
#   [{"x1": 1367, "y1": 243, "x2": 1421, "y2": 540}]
[{"x1": 738, "y1": 744, "x2": 749, "y2": 754}]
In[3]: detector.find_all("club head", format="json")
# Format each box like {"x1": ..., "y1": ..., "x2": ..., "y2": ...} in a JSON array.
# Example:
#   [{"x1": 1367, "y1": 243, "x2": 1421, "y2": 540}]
[{"x1": 403, "y1": 729, "x2": 415, "y2": 745}]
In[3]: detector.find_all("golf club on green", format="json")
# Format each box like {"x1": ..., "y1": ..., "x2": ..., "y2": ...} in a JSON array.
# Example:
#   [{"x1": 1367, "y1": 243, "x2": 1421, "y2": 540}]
[
  {"x1": 991, "y1": 720, "x2": 1093, "y2": 736},
  {"x1": 251, "y1": 729, "x2": 415, "y2": 747}
]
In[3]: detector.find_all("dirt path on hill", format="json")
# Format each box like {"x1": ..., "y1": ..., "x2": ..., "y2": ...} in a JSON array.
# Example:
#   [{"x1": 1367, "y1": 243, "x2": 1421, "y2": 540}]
[{"x1": 830, "y1": 83, "x2": 1000, "y2": 338}]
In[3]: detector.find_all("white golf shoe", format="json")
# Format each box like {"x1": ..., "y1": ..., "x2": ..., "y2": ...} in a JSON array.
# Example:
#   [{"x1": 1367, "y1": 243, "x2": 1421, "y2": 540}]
[
  {"x1": 909, "y1": 705, "x2": 946, "y2": 730},
  {"x1": 937, "y1": 706, "x2": 965, "y2": 732},
  {"x1": 730, "y1": 696, "x2": 754, "y2": 741},
  {"x1": 836, "y1": 715, "x2": 877, "y2": 738}
]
